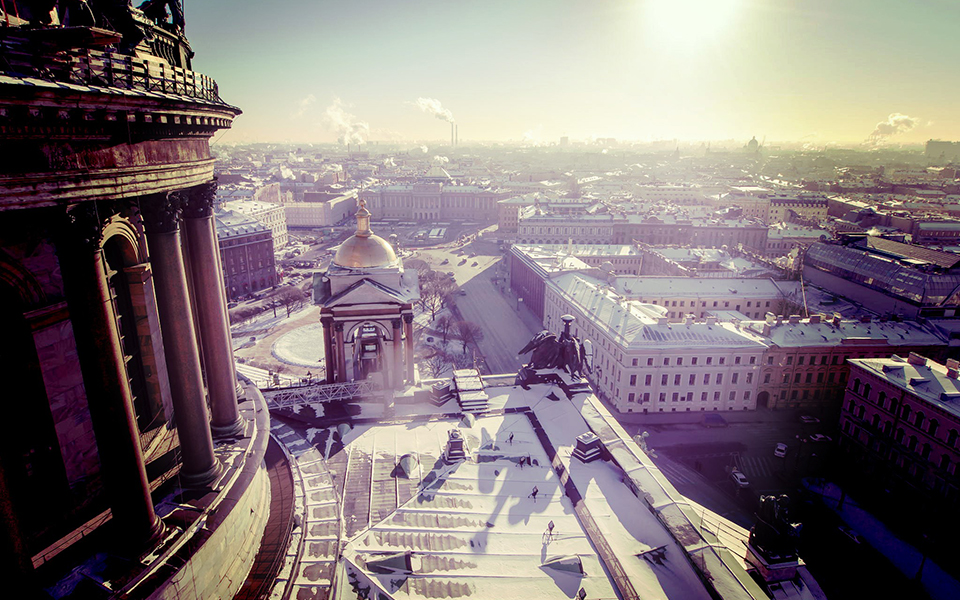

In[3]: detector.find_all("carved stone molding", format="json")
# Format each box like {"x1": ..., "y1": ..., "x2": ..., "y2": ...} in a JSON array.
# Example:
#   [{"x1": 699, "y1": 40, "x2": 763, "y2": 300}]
[
  {"x1": 63, "y1": 202, "x2": 105, "y2": 251},
  {"x1": 140, "y1": 192, "x2": 183, "y2": 234},
  {"x1": 181, "y1": 180, "x2": 218, "y2": 219}
]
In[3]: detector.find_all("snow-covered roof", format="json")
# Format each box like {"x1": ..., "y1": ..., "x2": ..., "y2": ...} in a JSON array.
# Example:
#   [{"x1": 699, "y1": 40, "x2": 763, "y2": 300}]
[
  {"x1": 739, "y1": 317, "x2": 944, "y2": 348},
  {"x1": 611, "y1": 276, "x2": 786, "y2": 299},
  {"x1": 316, "y1": 382, "x2": 771, "y2": 599},
  {"x1": 549, "y1": 273, "x2": 767, "y2": 350},
  {"x1": 851, "y1": 355, "x2": 960, "y2": 419}
]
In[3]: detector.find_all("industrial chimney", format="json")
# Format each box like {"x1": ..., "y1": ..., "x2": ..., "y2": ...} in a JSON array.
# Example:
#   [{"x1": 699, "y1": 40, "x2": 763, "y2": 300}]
[{"x1": 451, "y1": 122, "x2": 455, "y2": 147}]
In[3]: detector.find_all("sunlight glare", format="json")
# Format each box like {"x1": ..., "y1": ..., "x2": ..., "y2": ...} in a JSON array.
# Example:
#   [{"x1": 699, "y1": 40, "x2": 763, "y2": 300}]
[{"x1": 644, "y1": 0, "x2": 743, "y2": 46}]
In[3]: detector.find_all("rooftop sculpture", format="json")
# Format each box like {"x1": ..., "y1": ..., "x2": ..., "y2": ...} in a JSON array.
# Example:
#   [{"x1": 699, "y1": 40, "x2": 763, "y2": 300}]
[{"x1": 517, "y1": 315, "x2": 593, "y2": 395}]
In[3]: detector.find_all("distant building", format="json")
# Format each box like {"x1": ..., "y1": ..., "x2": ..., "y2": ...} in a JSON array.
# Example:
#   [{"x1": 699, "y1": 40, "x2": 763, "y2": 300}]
[
  {"x1": 216, "y1": 209, "x2": 276, "y2": 299},
  {"x1": 841, "y1": 353, "x2": 960, "y2": 505},
  {"x1": 544, "y1": 273, "x2": 767, "y2": 412},
  {"x1": 222, "y1": 198, "x2": 288, "y2": 248},
  {"x1": 283, "y1": 190, "x2": 358, "y2": 227},
  {"x1": 925, "y1": 140, "x2": 960, "y2": 162},
  {"x1": 360, "y1": 183, "x2": 504, "y2": 221},
  {"x1": 638, "y1": 244, "x2": 779, "y2": 278},
  {"x1": 741, "y1": 314, "x2": 946, "y2": 409},
  {"x1": 803, "y1": 236, "x2": 960, "y2": 319}
]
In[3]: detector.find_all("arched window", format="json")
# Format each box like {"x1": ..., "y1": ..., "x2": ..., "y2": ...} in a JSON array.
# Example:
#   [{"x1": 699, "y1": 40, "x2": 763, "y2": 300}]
[
  {"x1": 928, "y1": 419, "x2": 939, "y2": 437},
  {"x1": 907, "y1": 436, "x2": 918, "y2": 452},
  {"x1": 853, "y1": 378, "x2": 862, "y2": 394},
  {"x1": 877, "y1": 392, "x2": 886, "y2": 410},
  {"x1": 920, "y1": 443, "x2": 932, "y2": 461},
  {"x1": 914, "y1": 412, "x2": 925, "y2": 429},
  {"x1": 863, "y1": 383, "x2": 872, "y2": 401},
  {"x1": 948, "y1": 429, "x2": 959, "y2": 448},
  {"x1": 901, "y1": 405, "x2": 911, "y2": 421},
  {"x1": 895, "y1": 428, "x2": 904, "y2": 444}
]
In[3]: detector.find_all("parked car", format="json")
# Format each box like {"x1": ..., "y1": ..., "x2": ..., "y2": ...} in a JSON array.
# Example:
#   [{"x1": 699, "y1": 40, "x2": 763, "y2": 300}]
[
  {"x1": 774, "y1": 443, "x2": 788, "y2": 458},
  {"x1": 471, "y1": 261, "x2": 478, "y2": 267},
  {"x1": 800, "y1": 415, "x2": 820, "y2": 424},
  {"x1": 441, "y1": 258, "x2": 449, "y2": 265},
  {"x1": 810, "y1": 434, "x2": 833, "y2": 442},
  {"x1": 730, "y1": 470, "x2": 750, "y2": 488},
  {"x1": 838, "y1": 526, "x2": 863, "y2": 544}
]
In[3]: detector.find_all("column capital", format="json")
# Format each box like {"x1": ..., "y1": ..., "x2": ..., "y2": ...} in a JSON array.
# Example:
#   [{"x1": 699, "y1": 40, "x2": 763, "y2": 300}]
[
  {"x1": 61, "y1": 202, "x2": 105, "y2": 251},
  {"x1": 402, "y1": 313, "x2": 414, "y2": 324},
  {"x1": 140, "y1": 192, "x2": 183, "y2": 234},
  {"x1": 182, "y1": 180, "x2": 218, "y2": 219},
  {"x1": 392, "y1": 319, "x2": 402, "y2": 329},
  {"x1": 334, "y1": 321, "x2": 345, "y2": 332},
  {"x1": 320, "y1": 315, "x2": 334, "y2": 327}
]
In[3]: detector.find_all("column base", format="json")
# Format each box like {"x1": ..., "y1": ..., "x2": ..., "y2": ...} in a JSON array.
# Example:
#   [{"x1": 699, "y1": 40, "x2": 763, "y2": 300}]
[
  {"x1": 179, "y1": 459, "x2": 223, "y2": 489},
  {"x1": 211, "y1": 416, "x2": 245, "y2": 439},
  {"x1": 118, "y1": 515, "x2": 167, "y2": 558}
]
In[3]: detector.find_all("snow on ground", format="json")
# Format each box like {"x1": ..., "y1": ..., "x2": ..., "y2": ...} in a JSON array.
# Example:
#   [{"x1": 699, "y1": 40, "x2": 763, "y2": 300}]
[
  {"x1": 235, "y1": 362, "x2": 299, "y2": 388},
  {"x1": 272, "y1": 322, "x2": 326, "y2": 368},
  {"x1": 230, "y1": 304, "x2": 316, "y2": 337}
]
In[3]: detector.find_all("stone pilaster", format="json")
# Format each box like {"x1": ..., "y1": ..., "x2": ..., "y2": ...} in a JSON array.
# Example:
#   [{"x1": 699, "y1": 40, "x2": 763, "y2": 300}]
[
  {"x1": 141, "y1": 192, "x2": 220, "y2": 487},
  {"x1": 392, "y1": 319, "x2": 404, "y2": 389},
  {"x1": 182, "y1": 181, "x2": 243, "y2": 438},
  {"x1": 321, "y1": 316, "x2": 334, "y2": 384},
  {"x1": 334, "y1": 322, "x2": 347, "y2": 383},
  {"x1": 403, "y1": 313, "x2": 415, "y2": 382},
  {"x1": 56, "y1": 202, "x2": 164, "y2": 551}
]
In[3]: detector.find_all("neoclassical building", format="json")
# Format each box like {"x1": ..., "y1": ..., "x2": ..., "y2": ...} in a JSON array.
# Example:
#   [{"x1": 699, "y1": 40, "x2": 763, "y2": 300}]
[
  {"x1": 0, "y1": 13, "x2": 273, "y2": 600},
  {"x1": 313, "y1": 201, "x2": 420, "y2": 388}
]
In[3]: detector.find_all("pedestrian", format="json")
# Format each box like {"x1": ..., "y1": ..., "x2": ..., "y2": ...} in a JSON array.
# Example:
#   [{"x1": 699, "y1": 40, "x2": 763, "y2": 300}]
[
  {"x1": 518, "y1": 456, "x2": 523, "y2": 470},
  {"x1": 508, "y1": 433, "x2": 514, "y2": 445},
  {"x1": 529, "y1": 485, "x2": 539, "y2": 502}
]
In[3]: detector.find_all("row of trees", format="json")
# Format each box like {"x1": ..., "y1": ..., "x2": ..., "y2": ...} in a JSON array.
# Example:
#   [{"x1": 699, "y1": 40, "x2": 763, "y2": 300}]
[
  {"x1": 228, "y1": 285, "x2": 308, "y2": 325},
  {"x1": 407, "y1": 259, "x2": 458, "y2": 321}
]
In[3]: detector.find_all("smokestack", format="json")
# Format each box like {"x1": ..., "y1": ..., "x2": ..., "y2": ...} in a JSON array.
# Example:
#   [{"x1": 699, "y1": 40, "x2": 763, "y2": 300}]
[
  {"x1": 455, "y1": 124, "x2": 458, "y2": 146},
  {"x1": 451, "y1": 122, "x2": 455, "y2": 147}
]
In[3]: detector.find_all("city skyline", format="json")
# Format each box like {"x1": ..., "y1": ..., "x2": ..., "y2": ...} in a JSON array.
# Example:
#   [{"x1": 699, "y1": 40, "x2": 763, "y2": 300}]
[{"x1": 187, "y1": 0, "x2": 960, "y2": 146}]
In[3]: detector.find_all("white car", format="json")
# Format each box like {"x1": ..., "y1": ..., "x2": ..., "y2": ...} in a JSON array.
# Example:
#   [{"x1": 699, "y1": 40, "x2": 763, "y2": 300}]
[
  {"x1": 774, "y1": 443, "x2": 788, "y2": 458},
  {"x1": 730, "y1": 470, "x2": 750, "y2": 488},
  {"x1": 810, "y1": 434, "x2": 833, "y2": 442},
  {"x1": 800, "y1": 415, "x2": 820, "y2": 424}
]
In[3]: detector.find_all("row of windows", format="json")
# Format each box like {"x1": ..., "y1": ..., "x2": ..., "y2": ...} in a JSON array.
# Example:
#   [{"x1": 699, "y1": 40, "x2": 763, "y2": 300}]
[
  {"x1": 850, "y1": 380, "x2": 955, "y2": 443},
  {"x1": 630, "y1": 355, "x2": 756, "y2": 367},
  {"x1": 843, "y1": 419, "x2": 957, "y2": 475},
  {"x1": 627, "y1": 372, "x2": 755, "y2": 386},
  {"x1": 626, "y1": 390, "x2": 752, "y2": 403},
  {"x1": 648, "y1": 299, "x2": 773, "y2": 309}
]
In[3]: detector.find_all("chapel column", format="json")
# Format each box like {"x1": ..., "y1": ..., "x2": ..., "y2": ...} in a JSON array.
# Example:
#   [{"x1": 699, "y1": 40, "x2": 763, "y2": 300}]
[
  {"x1": 182, "y1": 181, "x2": 244, "y2": 438},
  {"x1": 403, "y1": 313, "x2": 415, "y2": 381},
  {"x1": 334, "y1": 322, "x2": 347, "y2": 383},
  {"x1": 321, "y1": 316, "x2": 335, "y2": 384},
  {"x1": 142, "y1": 192, "x2": 220, "y2": 487},
  {"x1": 392, "y1": 318, "x2": 404, "y2": 389},
  {"x1": 57, "y1": 203, "x2": 163, "y2": 549}
]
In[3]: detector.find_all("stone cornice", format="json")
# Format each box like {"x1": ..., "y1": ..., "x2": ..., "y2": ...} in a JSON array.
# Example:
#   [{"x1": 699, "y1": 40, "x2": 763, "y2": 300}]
[{"x1": 0, "y1": 157, "x2": 215, "y2": 210}]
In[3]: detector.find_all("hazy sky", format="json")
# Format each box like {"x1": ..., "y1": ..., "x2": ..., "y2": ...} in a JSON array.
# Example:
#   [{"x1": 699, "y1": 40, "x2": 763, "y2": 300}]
[{"x1": 185, "y1": 0, "x2": 960, "y2": 146}]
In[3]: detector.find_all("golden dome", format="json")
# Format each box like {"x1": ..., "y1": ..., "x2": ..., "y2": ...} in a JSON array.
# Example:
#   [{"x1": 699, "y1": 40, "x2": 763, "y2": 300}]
[{"x1": 332, "y1": 200, "x2": 398, "y2": 269}]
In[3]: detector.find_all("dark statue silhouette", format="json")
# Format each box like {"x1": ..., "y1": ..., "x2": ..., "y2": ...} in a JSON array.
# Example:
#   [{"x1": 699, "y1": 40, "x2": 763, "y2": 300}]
[{"x1": 518, "y1": 315, "x2": 592, "y2": 380}]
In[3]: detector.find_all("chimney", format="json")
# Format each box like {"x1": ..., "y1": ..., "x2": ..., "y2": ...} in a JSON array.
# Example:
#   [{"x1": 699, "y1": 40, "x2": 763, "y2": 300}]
[
  {"x1": 455, "y1": 124, "x2": 458, "y2": 146},
  {"x1": 572, "y1": 432, "x2": 602, "y2": 463},
  {"x1": 765, "y1": 312, "x2": 776, "y2": 325},
  {"x1": 788, "y1": 315, "x2": 801, "y2": 324},
  {"x1": 762, "y1": 323, "x2": 771, "y2": 337},
  {"x1": 451, "y1": 122, "x2": 455, "y2": 147},
  {"x1": 833, "y1": 312, "x2": 842, "y2": 327},
  {"x1": 706, "y1": 316, "x2": 718, "y2": 326},
  {"x1": 860, "y1": 315, "x2": 872, "y2": 324},
  {"x1": 907, "y1": 352, "x2": 927, "y2": 367},
  {"x1": 685, "y1": 315, "x2": 695, "y2": 326},
  {"x1": 658, "y1": 317, "x2": 669, "y2": 326},
  {"x1": 809, "y1": 314, "x2": 821, "y2": 324}
]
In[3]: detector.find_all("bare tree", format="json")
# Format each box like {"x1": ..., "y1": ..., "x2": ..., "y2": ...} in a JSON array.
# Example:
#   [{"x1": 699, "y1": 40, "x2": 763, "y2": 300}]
[
  {"x1": 421, "y1": 279, "x2": 455, "y2": 321},
  {"x1": 405, "y1": 258, "x2": 432, "y2": 278},
  {"x1": 435, "y1": 314, "x2": 454, "y2": 344},
  {"x1": 453, "y1": 320, "x2": 484, "y2": 354},
  {"x1": 423, "y1": 350, "x2": 451, "y2": 378},
  {"x1": 274, "y1": 286, "x2": 307, "y2": 317}
]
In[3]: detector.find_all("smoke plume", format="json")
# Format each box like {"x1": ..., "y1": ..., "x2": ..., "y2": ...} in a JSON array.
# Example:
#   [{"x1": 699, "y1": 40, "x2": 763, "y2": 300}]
[
  {"x1": 323, "y1": 98, "x2": 369, "y2": 145},
  {"x1": 414, "y1": 97, "x2": 455, "y2": 123},
  {"x1": 291, "y1": 94, "x2": 316, "y2": 119},
  {"x1": 432, "y1": 155, "x2": 449, "y2": 164},
  {"x1": 867, "y1": 113, "x2": 918, "y2": 144}
]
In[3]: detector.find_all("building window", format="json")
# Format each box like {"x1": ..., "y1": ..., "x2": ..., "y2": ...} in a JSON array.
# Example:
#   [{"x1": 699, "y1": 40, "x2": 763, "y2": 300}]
[
  {"x1": 661, "y1": 374, "x2": 668, "y2": 385},
  {"x1": 677, "y1": 357, "x2": 683, "y2": 365},
  {"x1": 647, "y1": 358, "x2": 654, "y2": 366},
  {"x1": 632, "y1": 358, "x2": 638, "y2": 366},
  {"x1": 901, "y1": 406, "x2": 911, "y2": 421},
  {"x1": 701, "y1": 392, "x2": 708, "y2": 401},
  {"x1": 714, "y1": 391, "x2": 721, "y2": 401},
  {"x1": 729, "y1": 391, "x2": 736, "y2": 401},
  {"x1": 672, "y1": 393, "x2": 679, "y2": 402},
  {"x1": 948, "y1": 429, "x2": 958, "y2": 448},
  {"x1": 744, "y1": 391, "x2": 751, "y2": 401},
  {"x1": 786, "y1": 356, "x2": 793, "y2": 365},
  {"x1": 764, "y1": 373, "x2": 771, "y2": 384},
  {"x1": 659, "y1": 393, "x2": 666, "y2": 402},
  {"x1": 664, "y1": 357, "x2": 670, "y2": 366},
  {"x1": 674, "y1": 374, "x2": 681, "y2": 385},
  {"x1": 628, "y1": 393, "x2": 636, "y2": 402},
  {"x1": 719, "y1": 357, "x2": 725, "y2": 365},
  {"x1": 732, "y1": 373, "x2": 739, "y2": 384},
  {"x1": 706, "y1": 357, "x2": 713, "y2": 365},
  {"x1": 853, "y1": 378, "x2": 862, "y2": 394},
  {"x1": 747, "y1": 373, "x2": 753, "y2": 384},
  {"x1": 630, "y1": 374, "x2": 637, "y2": 386},
  {"x1": 716, "y1": 374, "x2": 723, "y2": 385},
  {"x1": 798, "y1": 356, "x2": 805, "y2": 366},
  {"x1": 749, "y1": 356, "x2": 756, "y2": 364},
  {"x1": 915, "y1": 412, "x2": 925, "y2": 429},
  {"x1": 645, "y1": 374, "x2": 652, "y2": 385},
  {"x1": 704, "y1": 373, "x2": 711, "y2": 385},
  {"x1": 735, "y1": 356, "x2": 741, "y2": 365}
]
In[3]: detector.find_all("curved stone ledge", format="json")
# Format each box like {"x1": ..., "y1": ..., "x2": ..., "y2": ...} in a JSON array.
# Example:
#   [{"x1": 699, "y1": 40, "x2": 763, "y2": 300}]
[
  {"x1": 119, "y1": 382, "x2": 272, "y2": 600},
  {"x1": 0, "y1": 157, "x2": 216, "y2": 209}
]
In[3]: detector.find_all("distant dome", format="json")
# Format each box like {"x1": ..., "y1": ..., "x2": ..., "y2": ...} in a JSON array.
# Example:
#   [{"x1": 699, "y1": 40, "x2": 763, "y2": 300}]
[{"x1": 333, "y1": 200, "x2": 398, "y2": 269}]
